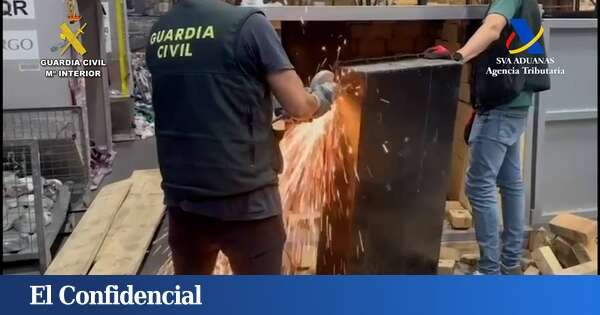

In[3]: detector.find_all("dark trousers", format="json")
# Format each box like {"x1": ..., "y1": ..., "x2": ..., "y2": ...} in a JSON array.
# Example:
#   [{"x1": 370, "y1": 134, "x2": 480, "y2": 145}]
[{"x1": 167, "y1": 206, "x2": 286, "y2": 275}]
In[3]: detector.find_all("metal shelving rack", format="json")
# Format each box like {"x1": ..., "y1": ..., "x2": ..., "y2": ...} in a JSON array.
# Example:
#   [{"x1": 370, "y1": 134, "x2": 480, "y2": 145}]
[
  {"x1": 3, "y1": 140, "x2": 72, "y2": 272},
  {"x1": 3, "y1": 106, "x2": 87, "y2": 272}
]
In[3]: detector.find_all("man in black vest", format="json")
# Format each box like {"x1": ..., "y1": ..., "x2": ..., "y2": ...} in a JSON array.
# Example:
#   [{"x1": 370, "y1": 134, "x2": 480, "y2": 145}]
[
  {"x1": 146, "y1": 0, "x2": 337, "y2": 274},
  {"x1": 424, "y1": 0, "x2": 550, "y2": 275}
]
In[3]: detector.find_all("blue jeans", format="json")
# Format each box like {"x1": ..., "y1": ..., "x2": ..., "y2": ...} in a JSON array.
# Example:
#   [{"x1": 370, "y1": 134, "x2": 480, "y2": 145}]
[{"x1": 465, "y1": 109, "x2": 529, "y2": 275}]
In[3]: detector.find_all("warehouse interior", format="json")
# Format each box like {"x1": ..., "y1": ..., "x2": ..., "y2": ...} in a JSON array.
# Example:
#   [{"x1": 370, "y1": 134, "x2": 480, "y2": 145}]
[{"x1": 2, "y1": 0, "x2": 598, "y2": 275}]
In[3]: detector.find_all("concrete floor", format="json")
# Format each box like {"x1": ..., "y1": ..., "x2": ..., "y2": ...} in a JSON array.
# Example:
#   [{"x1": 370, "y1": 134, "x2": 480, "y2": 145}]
[{"x1": 98, "y1": 137, "x2": 159, "y2": 187}]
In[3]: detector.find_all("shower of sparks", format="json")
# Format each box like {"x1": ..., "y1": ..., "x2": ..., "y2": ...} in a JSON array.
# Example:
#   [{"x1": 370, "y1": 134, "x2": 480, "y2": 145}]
[
  {"x1": 158, "y1": 100, "x2": 351, "y2": 275},
  {"x1": 358, "y1": 230, "x2": 365, "y2": 253},
  {"x1": 280, "y1": 103, "x2": 349, "y2": 274},
  {"x1": 158, "y1": 41, "x2": 353, "y2": 275},
  {"x1": 317, "y1": 58, "x2": 328, "y2": 73},
  {"x1": 281, "y1": 109, "x2": 342, "y2": 205},
  {"x1": 366, "y1": 165, "x2": 374, "y2": 178}
]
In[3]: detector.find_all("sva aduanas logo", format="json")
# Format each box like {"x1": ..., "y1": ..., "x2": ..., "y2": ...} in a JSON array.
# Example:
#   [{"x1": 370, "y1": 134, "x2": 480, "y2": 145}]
[
  {"x1": 486, "y1": 19, "x2": 564, "y2": 78},
  {"x1": 505, "y1": 18, "x2": 544, "y2": 55}
]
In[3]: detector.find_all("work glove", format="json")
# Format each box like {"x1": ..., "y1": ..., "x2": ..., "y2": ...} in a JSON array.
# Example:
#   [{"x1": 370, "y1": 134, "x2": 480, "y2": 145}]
[
  {"x1": 423, "y1": 45, "x2": 452, "y2": 60},
  {"x1": 464, "y1": 111, "x2": 476, "y2": 145},
  {"x1": 311, "y1": 81, "x2": 338, "y2": 118}
]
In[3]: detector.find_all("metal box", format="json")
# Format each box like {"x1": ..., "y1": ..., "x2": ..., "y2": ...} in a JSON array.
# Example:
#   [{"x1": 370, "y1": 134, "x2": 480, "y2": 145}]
[{"x1": 318, "y1": 58, "x2": 461, "y2": 274}]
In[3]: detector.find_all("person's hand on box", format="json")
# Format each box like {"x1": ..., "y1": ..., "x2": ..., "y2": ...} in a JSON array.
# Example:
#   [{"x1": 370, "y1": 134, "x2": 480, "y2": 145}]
[{"x1": 422, "y1": 45, "x2": 464, "y2": 62}]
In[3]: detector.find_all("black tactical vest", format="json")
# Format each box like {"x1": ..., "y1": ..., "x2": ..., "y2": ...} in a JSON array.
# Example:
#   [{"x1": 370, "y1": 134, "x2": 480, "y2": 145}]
[
  {"x1": 146, "y1": 0, "x2": 281, "y2": 200},
  {"x1": 471, "y1": 0, "x2": 551, "y2": 110}
]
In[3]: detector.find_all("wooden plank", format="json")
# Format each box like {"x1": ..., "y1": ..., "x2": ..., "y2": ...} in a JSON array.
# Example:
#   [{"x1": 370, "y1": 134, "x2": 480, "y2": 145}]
[
  {"x1": 551, "y1": 236, "x2": 579, "y2": 268},
  {"x1": 439, "y1": 246, "x2": 461, "y2": 261},
  {"x1": 445, "y1": 201, "x2": 463, "y2": 212},
  {"x1": 528, "y1": 227, "x2": 551, "y2": 251},
  {"x1": 520, "y1": 256, "x2": 534, "y2": 270},
  {"x1": 549, "y1": 214, "x2": 597, "y2": 244},
  {"x1": 558, "y1": 261, "x2": 597, "y2": 275},
  {"x1": 45, "y1": 180, "x2": 133, "y2": 275},
  {"x1": 524, "y1": 265, "x2": 540, "y2": 275},
  {"x1": 392, "y1": 0, "x2": 419, "y2": 5},
  {"x1": 440, "y1": 240, "x2": 479, "y2": 255},
  {"x1": 447, "y1": 101, "x2": 473, "y2": 208},
  {"x1": 89, "y1": 169, "x2": 165, "y2": 275},
  {"x1": 585, "y1": 239, "x2": 598, "y2": 261},
  {"x1": 461, "y1": 63, "x2": 471, "y2": 83},
  {"x1": 438, "y1": 259, "x2": 456, "y2": 275},
  {"x1": 447, "y1": 208, "x2": 472, "y2": 229},
  {"x1": 459, "y1": 82, "x2": 471, "y2": 103},
  {"x1": 459, "y1": 253, "x2": 479, "y2": 266},
  {"x1": 571, "y1": 243, "x2": 593, "y2": 264},
  {"x1": 532, "y1": 246, "x2": 563, "y2": 275}
]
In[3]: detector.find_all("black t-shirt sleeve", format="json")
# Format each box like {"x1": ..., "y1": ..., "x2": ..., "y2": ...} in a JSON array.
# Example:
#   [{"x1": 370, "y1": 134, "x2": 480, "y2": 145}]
[{"x1": 237, "y1": 13, "x2": 294, "y2": 75}]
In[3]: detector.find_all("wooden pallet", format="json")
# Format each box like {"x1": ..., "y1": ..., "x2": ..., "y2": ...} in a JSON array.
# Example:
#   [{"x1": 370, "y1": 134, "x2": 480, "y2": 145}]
[{"x1": 46, "y1": 169, "x2": 165, "y2": 275}]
